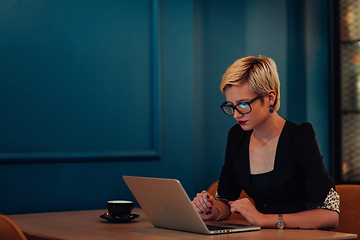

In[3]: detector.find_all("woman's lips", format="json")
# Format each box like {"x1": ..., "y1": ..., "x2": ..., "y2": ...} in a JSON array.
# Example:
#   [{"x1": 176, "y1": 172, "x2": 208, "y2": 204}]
[{"x1": 238, "y1": 120, "x2": 247, "y2": 125}]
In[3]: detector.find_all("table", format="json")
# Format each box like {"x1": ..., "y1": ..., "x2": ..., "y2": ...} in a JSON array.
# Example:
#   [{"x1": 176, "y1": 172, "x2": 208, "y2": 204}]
[{"x1": 8, "y1": 208, "x2": 358, "y2": 240}]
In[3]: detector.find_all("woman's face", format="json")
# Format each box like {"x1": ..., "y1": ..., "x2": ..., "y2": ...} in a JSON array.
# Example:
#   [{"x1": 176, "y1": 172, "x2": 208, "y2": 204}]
[{"x1": 224, "y1": 83, "x2": 270, "y2": 131}]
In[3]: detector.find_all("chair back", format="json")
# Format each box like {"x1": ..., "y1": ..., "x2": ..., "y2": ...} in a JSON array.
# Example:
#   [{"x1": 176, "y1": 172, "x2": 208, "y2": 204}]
[
  {"x1": 207, "y1": 180, "x2": 254, "y2": 220},
  {"x1": 0, "y1": 214, "x2": 27, "y2": 240},
  {"x1": 330, "y1": 184, "x2": 360, "y2": 240}
]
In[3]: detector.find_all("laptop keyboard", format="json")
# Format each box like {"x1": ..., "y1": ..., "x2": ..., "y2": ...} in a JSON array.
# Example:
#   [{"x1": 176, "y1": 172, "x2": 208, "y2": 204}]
[{"x1": 206, "y1": 224, "x2": 236, "y2": 231}]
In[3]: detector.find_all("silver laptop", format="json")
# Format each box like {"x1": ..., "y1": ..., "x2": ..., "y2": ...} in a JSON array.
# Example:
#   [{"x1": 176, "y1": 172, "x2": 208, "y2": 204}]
[{"x1": 123, "y1": 176, "x2": 260, "y2": 235}]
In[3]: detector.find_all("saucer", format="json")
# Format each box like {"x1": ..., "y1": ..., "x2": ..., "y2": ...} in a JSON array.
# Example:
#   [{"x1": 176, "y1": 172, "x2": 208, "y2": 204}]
[{"x1": 100, "y1": 213, "x2": 139, "y2": 223}]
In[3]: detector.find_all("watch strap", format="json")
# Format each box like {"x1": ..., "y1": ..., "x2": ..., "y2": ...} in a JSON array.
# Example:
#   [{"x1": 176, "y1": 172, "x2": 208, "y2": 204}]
[{"x1": 276, "y1": 213, "x2": 285, "y2": 229}]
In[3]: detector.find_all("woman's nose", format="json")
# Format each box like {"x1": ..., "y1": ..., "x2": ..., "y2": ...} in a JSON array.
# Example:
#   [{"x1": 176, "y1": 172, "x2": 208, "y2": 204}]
[{"x1": 233, "y1": 109, "x2": 243, "y2": 119}]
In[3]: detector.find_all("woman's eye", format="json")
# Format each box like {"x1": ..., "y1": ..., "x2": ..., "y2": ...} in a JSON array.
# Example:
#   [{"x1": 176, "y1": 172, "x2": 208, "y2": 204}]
[{"x1": 239, "y1": 103, "x2": 248, "y2": 109}]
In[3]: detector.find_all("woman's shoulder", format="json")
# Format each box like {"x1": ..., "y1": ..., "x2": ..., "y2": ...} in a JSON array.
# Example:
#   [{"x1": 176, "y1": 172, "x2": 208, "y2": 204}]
[
  {"x1": 284, "y1": 120, "x2": 315, "y2": 136},
  {"x1": 283, "y1": 120, "x2": 318, "y2": 148}
]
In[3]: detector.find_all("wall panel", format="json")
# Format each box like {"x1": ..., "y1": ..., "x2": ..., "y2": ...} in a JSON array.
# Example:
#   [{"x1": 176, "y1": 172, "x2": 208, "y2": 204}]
[{"x1": 0, "y1": 0, "x2": 159, "y2": 162}]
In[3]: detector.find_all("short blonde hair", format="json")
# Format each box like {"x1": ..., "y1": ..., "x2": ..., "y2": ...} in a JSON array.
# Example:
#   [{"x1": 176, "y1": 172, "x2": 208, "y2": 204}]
[{"x1": 220, "y1": 56, "x2": 280, "y2": 111}]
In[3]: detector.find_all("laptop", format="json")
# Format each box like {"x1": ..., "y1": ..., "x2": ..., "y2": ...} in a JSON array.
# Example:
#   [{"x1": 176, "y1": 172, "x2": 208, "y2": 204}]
[{"x1": 123, "y1": 176, "x2": 260, "y2": 235}]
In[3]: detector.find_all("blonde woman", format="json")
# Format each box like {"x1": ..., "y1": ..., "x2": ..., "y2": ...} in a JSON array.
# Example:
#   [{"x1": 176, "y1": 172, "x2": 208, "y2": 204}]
[{"x1": 192, "y1": 56, "x2": 339, "y2": 229}]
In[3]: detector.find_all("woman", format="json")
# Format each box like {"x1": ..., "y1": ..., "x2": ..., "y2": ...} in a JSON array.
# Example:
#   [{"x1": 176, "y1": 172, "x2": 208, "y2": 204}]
[{"x1": 192, "y1": 56, "x2": 339, "y2": 229}]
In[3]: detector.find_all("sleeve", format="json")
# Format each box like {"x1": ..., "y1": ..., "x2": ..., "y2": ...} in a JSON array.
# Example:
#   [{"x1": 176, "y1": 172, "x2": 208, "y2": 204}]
[
  {"x1": 295, "y1": 123, "x2": 338, "y2": 212},
  {"x1": 320, "y1": 188, "x2": 340, "y2": 213},
  {"x1": 216, "y1": 125, "x2": 243, "y2": 203}
]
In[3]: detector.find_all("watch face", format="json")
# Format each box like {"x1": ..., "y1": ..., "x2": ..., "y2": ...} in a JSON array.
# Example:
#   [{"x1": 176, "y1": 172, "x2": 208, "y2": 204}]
[{"x1": 277, "y1": 222, "x2": 285, "y2": 229}]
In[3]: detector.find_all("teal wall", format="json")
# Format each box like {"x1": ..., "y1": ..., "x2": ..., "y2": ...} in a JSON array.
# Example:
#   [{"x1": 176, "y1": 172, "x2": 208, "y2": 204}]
[{"x1": 0, "y1": 0, "x2": 332, "y2": 215}]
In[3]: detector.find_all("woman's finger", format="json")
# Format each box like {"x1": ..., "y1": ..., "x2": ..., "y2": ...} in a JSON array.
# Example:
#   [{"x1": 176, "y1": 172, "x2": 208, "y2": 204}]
[
  {"x1": 193, "y1": 191, "x2": 212, "y2": 214},
  {"x1": 193, "y1": 195, "x2": 208, "y2": 214},
  {"x1": 201, "y1": 191, "x2": 213, "y2": 209}
]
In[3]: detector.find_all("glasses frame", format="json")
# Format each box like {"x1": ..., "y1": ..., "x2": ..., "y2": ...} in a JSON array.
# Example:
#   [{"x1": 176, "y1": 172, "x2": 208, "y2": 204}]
[{"x1": 220, "y1": 95, "x2": 262, "y2": 116}]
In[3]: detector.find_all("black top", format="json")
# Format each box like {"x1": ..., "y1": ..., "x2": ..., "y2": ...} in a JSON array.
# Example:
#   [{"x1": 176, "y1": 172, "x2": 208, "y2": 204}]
[
  {"x1": 217, "y1": 120, "x2": 335, "y2": 214},
  {"x1": 250, "y1": 170, "x2": 273, "y2": 201}
]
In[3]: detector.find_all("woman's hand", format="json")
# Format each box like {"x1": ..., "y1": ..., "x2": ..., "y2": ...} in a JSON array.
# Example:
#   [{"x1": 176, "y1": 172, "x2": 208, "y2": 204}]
[
  {"x1": 228, "y1": 198, "x2": 264, "y2": 226},
  {"x1": 192, "y1": 190, "x2": 218, "y2": 220}
]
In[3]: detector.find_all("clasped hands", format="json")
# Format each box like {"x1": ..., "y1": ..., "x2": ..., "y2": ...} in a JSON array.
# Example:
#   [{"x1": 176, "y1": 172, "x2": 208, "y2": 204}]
[{"x1": 192, "y1": 190, "x2": 264, "y2": 226}]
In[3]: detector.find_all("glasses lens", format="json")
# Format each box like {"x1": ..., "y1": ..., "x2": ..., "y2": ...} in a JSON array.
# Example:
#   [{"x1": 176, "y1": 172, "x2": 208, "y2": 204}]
[
  {"x1": 222, "y1": 105, "x2": 234, "y2": 115},
  {"x1": 236, "y1": 103, "x2": 251, "y2": 114}
]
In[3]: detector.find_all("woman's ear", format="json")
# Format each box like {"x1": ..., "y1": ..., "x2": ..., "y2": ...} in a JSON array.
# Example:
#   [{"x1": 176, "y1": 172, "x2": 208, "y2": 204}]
[{"x1": 268, "y1": 90, "x2": 276, "y2": 105}]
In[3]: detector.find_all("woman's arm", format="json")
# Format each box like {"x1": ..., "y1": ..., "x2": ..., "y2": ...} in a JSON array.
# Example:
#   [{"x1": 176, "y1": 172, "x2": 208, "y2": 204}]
[
  {"x1": 229, "y1": 198, "x2": 339, "y2": 229},
  {"x1": 261, "y1": 208, "x2": 339, "y2": 229},
  {"x1": 211, "y1": 200, "x2": 232, "y2": 221}
]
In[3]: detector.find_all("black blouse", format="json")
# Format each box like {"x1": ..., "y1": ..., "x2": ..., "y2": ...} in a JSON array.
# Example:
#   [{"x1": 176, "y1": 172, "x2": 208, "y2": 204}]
[
  {"x1": 250, "y1": 170, "x2": 273, "y2": 201},
  {"x1": 217, "y1": 120, "x2": 335, "y2": 214}
]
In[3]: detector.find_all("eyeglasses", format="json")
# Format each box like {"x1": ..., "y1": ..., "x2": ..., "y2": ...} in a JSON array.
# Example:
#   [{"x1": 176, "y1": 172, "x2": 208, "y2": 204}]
[{"x1": 220, "y1": 95, "x2": 262, "y2": 116}]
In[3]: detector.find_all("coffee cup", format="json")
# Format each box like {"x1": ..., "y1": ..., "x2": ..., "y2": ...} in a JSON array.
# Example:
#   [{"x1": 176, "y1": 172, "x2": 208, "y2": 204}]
[{"x1": 107, "y1": 200, "x2": 134, "y2": 218}]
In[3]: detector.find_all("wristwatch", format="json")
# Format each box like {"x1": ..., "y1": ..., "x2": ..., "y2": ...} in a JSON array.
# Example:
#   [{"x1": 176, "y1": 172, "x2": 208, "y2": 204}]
[{"x1": 276, "y1": 213, "x2": 285, "y2": 229}]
